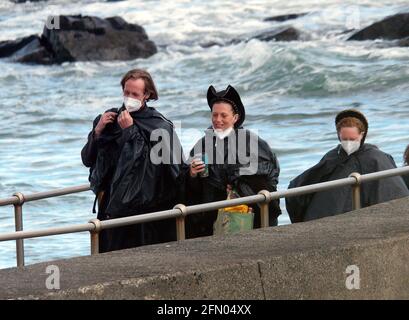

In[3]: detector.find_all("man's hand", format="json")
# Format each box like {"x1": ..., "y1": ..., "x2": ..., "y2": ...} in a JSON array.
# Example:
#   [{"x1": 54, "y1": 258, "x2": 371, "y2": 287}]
[
  {"x1": 118, "y1": 110, "x2": 134, "y2": 129},
  {"x1": 94, "y1": 111, "x2": 117, "y2": 137},
  {"x1": 190, "y1": 158, "x2": 205, "y2": 178}
]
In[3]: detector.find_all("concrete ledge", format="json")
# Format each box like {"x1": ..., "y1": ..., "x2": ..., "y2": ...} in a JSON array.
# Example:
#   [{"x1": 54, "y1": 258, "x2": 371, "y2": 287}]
[{"x1": 1, "y1": 196, "x2": 409, "y2": 299}]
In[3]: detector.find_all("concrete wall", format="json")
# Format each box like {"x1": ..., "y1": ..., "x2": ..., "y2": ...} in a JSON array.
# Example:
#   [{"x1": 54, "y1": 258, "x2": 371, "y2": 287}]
[{"x1": 1, "y1": 196, "x2": 409, "y2": 299}]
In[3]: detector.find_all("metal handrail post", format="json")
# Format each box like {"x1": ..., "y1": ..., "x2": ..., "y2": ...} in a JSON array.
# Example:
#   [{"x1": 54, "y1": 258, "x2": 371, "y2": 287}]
[
  {"x1": 258, "y1": 190, "x2": 272, "y2": 228},
  {"x1": 174, "y1": 204, "x2": 187, "y2": 241},
  {"x1": 88, "y1": 219, "x2": 101, "y2": 255},
  {"x1": 13, "y1": 192, "x2": 25, "y2": 267},
  {"x1": 349, "y1": 172, "x2": 362, "y2": 210}
]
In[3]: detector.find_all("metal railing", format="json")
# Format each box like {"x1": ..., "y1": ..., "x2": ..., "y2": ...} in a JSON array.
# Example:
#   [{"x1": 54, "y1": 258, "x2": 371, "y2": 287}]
[
  {"x1": 0, "y1": 184, "x2": 90, "y2": 267},
  {"x1": 1, "y1": 166, "x2": 409, "y2": 268}
]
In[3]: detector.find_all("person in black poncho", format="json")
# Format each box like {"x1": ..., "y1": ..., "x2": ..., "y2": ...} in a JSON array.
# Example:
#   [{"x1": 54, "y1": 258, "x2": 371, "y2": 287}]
[
  {"x1": 286, "y1": 109, "x2": 409, "y2": 223},
  {"x1": 185, "y1": 85, "x2": 281, "y2": 238},
  {"x1": 81, "y1": 69, "x2": 186, "y2": 252}
]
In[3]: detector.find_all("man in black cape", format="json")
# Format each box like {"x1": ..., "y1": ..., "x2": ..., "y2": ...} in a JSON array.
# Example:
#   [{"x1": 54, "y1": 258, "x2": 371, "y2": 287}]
[
  {"x1": 286, "y1": 109, "x2": 409, "y2": 223},
  {"x1": 185, "y1": 85, "x2": 281, "y2": 238},
  {"x1": 82, "y1": 69, "x2": 186, "y2": 252}
]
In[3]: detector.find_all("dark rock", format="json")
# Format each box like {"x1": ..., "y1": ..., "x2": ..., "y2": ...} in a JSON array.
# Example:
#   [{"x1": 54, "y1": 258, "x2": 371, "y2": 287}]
[
  {"x1": 41, "y1": 15, "x2": 157, "y2": 63},
  {"x1": 348, "y1": 13, "x2": 409, "y2": 41},
  {"x1": 13, "y1": 36, "x2": 53, "y2": 64},
  {"x1": 201, "y1": 27, "x2": 300, "y2": 48},
  {"x1": 0, "y1": 35, "x2": 39, "y2": 58},
  {"x1": 200, "y1": 40, "x2": 225, "y2": 48},
  {"x1": 252, "y1": 27, "x2": 300, "y2": 42},
  {"x1": 0, "y1": 15, "x2": 157, "y2": 64},
  {"x1": 264, "y1": 13, "x2": 308, "y2": 22}
]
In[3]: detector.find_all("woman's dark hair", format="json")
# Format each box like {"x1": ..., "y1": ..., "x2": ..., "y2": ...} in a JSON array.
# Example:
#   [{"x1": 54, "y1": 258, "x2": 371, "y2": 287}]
[{"x1": 212, "y1": 99, "x2": 239, "y2": 116}]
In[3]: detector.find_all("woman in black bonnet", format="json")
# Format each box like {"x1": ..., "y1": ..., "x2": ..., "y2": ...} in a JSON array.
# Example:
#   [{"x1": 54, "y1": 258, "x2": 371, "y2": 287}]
[{"x1": 185, "y1": 85, "x2": 281, "y2": 238}]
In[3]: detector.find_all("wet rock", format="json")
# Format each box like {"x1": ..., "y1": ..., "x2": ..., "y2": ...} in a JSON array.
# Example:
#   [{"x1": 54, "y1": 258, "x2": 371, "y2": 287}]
[
  {"x1": 13, "y1": 36, "x2": 53, "y2": 64},
  {"x1": 263, "y1": 13, "x2": 308, "y2": 22},
  {"x1": 0, "y1": 35, "x2": 39, "y2": 58},
  {"x1": 200, "y1": 40, "x2": 225, "y2": 48},
  {"x1": 201, "y1": 27, "x2": 300, "y2": 48},
  {"x1": 348, "y1": 13, "x2": 409, "y2": 41},
  {"x1": 0, "y1": 15, "x2": 157, "y2": 64},
  {"x1": 42, "y1": 15, "x2": 157, "y2": 63},
  {"x1": 251, "y1": 27, "x2": 300, "y2": 42}
]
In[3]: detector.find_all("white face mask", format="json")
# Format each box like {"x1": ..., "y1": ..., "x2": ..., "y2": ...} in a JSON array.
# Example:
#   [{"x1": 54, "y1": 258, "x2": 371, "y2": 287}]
[
  {"x1": 213, "y1": 126, "x2": 233, "y2": 140},
  {"x1": 341, "y1": 140, "x2": 361, "y2": 156},
  {"x1": 123, "y1": 96, "x2": 143, "y2": 112}
]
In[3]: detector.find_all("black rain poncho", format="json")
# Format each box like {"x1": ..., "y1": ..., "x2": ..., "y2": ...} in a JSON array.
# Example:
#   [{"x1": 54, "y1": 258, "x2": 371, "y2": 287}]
[
  {"x1": 185, "y1": 128, "x2": 281, "y2": 238},
  {"x1": 286, "y1": 143, "x2": 409, "y2": 223},
  {"x1": 81, "y1": 105, "x2": 186, "y2": 251}
]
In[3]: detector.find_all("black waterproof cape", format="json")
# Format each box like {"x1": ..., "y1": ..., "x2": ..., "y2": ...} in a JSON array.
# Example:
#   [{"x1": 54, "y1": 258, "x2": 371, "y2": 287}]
[
  {"x1": 403, "y1": 173, "x2": 409, "y2": 190},
  {"x1": 286, "y1": 143, "x2": 409, "y2": 223},
  {"x1": 85, "y1": 106, "x2": 185, "y2": 217},
  {"x1": 185, "y1": 128, "x2": 281, "y2": 238},
  {"x1": 82, "y1": 105, "x2": 186, "y2": 251}
]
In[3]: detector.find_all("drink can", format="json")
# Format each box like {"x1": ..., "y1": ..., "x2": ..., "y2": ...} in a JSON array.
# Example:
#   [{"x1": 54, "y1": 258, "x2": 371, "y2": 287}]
[{"x1": 199, "y1": 153, "x2": 209, "y2": 178}]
